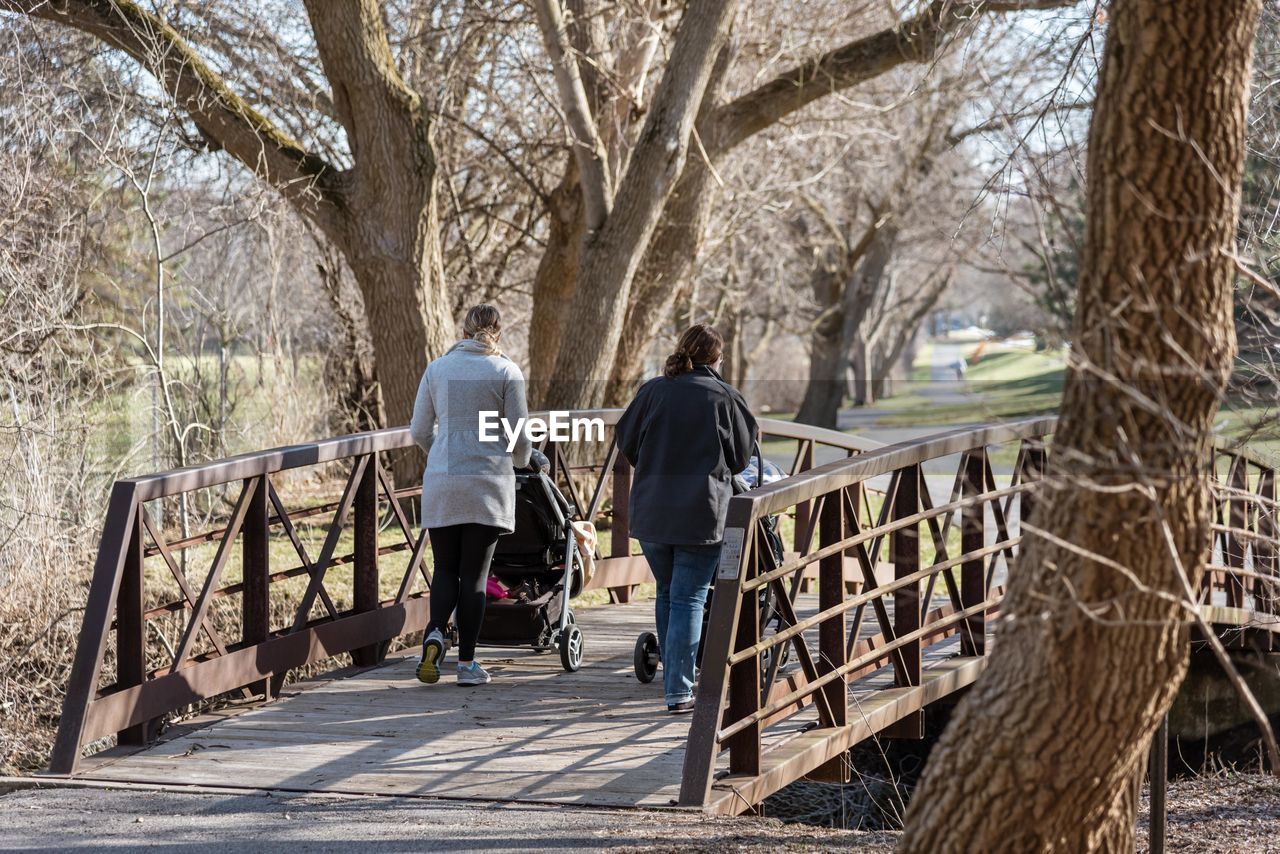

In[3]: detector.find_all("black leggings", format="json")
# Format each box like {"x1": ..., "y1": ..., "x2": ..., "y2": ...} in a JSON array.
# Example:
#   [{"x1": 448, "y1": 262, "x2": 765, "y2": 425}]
[{"x1": 425, "y1": 523, "x2": 503, "y2": 661}]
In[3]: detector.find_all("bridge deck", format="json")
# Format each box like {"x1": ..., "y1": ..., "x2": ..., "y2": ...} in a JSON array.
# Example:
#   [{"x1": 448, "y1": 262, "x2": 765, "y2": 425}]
[{"x1": 71, "y1": 600, "x2": 985, "y2": 812}]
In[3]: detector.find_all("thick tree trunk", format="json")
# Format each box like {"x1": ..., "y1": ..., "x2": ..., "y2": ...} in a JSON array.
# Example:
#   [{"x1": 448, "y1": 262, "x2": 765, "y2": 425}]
[
  {"x1": 340, "y1": 193, "x2": 452, "y2": 487},
  {"x1": 544, "y1": 1, "x2": 736, "y2": 410},
  {"x1": 899, "y1": 2, "x2": 1258, "y2": 851},
  {"x1": 796, "y1": 264, "x2": 846, "y2": 428},
  {"x1": 528, "y1": 158, "x2": 586, "y2": 407},
  {"x1": 304, "y1": 1, "x2": 454, "y2": 487},
  {"x1": 344, "y1": 232, "x2": 452, "y2": 434},
  {"x1": 605, "y1": 148, "x2": 719, "y2": 405}
]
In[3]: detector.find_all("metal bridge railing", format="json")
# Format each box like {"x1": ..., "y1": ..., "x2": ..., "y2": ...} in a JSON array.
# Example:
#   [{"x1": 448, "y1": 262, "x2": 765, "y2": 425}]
[
  {"x1": 679, "y1": 419, "x2": 1280, "y2": 811},
  {"x1": 678, "y1": 418, "x2": 1055, "y2": 808}
]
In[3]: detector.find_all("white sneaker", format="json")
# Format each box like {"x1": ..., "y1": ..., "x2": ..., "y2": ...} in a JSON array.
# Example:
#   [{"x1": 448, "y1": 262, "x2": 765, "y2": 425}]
[
  {"x1": 417, "y1": 630, "x2": 447, "y2": 684},
  {"x1": 456, "y1": 661, "x2": 491, "y2": 686}
]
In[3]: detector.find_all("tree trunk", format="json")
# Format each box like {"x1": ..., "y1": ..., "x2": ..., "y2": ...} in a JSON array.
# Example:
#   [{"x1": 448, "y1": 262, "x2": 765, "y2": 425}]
[
  {"x1": 544, "y1": 1, "x2": 736, "y2": 410},
  {"x1": 605, "y1": 150, "x2": 719, "y2": 405},
  {"x1": 303, "y1": 0, "x2": 455, "y2": 486},
  {"x1": 899, "y1": 2, "x2": 1258, "y2": 851},
  {"x1": 528, "y1": 158, "x2": 586, "y2": 407},
  {"x1": 796, "y1": 264, "x2": 846, "y2": 428},
  {"x1": 797, "y1": 221, "x2": 897, "y2": 417},
  {"x1": 316, "y1": 248, "x2": 382, "y2": 433},
  {"x1": 343, "y1": 217, "x2": 452, "y2": 443},
  {"x1": 850, "y1": 332, "x2": 872, "y2": 407}
]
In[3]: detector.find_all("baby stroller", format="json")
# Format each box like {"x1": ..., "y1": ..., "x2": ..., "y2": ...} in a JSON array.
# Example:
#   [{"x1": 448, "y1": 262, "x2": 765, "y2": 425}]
[
  {"x1": 633, "y1": 450, "x2": 791, "y2": 683},
  {"x1": 472, "y1": 467, "x2": 586, "y2": 672}
]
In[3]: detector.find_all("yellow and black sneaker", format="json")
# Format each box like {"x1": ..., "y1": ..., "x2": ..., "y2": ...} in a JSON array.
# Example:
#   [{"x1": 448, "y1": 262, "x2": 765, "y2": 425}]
[{"x1": 417, "y1": 630, "x2": 447, "y2": 684}]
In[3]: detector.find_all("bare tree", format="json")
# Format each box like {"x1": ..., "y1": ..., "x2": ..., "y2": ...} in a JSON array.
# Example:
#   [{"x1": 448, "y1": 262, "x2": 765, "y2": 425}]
[
  {"x1": 901, "y1": 1, "x2": 1262, "y2": 848},
  {"x1": 0, "y1": 0, "x2": 455, "y2": 443},
  {"x1": 600, "y1": 0, "x2": 1081, "y2": 405},
  {"x1": 537, "y1": 0, "x2": 739, "y2": 408}
]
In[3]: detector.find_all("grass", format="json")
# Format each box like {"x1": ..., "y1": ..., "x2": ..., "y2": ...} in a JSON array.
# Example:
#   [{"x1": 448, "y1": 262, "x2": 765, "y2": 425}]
[
  {"x1": 87, "y1": 353, "x2": 326, "y2": 467},
  {"x1": 866, "y1": 346, "x2": 1067, "y2": 428},
  {"x1": 855, "y1": 342, "x2": 1280, "y2": 461}
]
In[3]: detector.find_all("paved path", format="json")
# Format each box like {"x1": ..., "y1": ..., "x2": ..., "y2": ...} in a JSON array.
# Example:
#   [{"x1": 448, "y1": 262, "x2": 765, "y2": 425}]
[
  {"x1": 0, "y1": 784, "x2": 896, "y2": 852},
  {"x1": 838, "y1": 340, "x2": 981, "y2": 446}
]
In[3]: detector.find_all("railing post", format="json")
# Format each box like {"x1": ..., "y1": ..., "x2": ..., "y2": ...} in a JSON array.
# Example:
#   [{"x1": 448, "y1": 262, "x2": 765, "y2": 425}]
[
  {"x1": 49, "y1": 484, "x2": 138, "y2": 774},
  {"x1": 961, "y1": 449, "x2": 986, "y2": 657},
  {"x1": 793, "y1": 441, "x2": 815, "y2": 553},
  {"x1": 1148, "y1": 713, "x2": 1169, "y2": 854},
  {"x1": 726, "y1": 533, "x2": 761, "y2": 775},
  {"x1": 546, "y1": 440, "x2": 560, "y2": 482},
  {"x1": 892, "y1": 464, "x2": 921, "y2": 689},
  {"x1": 242, "y1": 474, "x2": 271, "y2": 698},
  {"x1": 1260, "y1": 467, "x2": 1278, "y2": 616},
  {"x1": 680, "y1": 500, "x2": 752, "y2": 807},
  {"x1": 1020, "y1": 438, "x2": 1047, "y2": 525},
  {"x1": 1226, "y1": 457, "x2": 1249, "y2": 610},
  {"x1": 1207, "y1": 449, "x2": 1225, "y2": 599},
  {"x1": 117, "y1": 508, "x2": 148, "y2": 746},
  {"x1": 610, "y1": 453, "x2": 633, "y2": 603},
  {"x1": 352, "y1": 453, "x2": 382, "y2": 667},
  {"x1": 818, "y1": 486, "x2": 848, "y2": 728}
]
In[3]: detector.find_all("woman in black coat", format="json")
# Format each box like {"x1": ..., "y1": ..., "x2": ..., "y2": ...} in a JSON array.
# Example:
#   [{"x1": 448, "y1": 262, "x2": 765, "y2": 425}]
[{"x1": 615, "y1": 324, "x2": 757, "y2": 713}]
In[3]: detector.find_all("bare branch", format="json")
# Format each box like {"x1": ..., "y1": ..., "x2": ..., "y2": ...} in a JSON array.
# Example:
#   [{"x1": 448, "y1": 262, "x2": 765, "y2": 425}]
[
  {"x1": 709, "y1": 0, "x2": 1080, "y2": 155},
  {"x1": 1, "y1": 0, "x2": 342, "y2": 224},
  {"x1": 532, "y1": 0, "x2": 613, "y2": 230}
]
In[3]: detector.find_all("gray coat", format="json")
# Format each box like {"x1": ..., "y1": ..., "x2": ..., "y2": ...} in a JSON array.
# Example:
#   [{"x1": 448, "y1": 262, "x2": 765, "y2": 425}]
[{"x1": 410, "y1": 339, "x2": 532, "y2": 534}]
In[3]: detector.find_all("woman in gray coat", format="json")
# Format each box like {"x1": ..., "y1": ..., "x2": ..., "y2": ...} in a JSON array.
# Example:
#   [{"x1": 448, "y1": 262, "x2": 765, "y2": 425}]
[{"x1": 410, "y1": 304, "x2": 532, "y2": 687}]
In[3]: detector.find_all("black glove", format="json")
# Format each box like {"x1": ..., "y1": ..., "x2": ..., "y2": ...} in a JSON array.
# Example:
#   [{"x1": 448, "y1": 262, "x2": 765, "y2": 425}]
[{"x1": 529, "y1": 447, "x2": 551, "y2": 473}]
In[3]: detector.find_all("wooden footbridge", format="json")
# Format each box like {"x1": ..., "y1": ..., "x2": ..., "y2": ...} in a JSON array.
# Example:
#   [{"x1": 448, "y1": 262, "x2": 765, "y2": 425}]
[{"x1": 46, "y1": 413, "x2": 1280, "y2": 814}]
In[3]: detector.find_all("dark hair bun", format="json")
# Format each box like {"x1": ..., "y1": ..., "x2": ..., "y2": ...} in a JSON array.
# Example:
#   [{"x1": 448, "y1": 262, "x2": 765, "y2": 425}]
[{"x1": 663, "y1": 325, "x2": 723, "y2": 378}]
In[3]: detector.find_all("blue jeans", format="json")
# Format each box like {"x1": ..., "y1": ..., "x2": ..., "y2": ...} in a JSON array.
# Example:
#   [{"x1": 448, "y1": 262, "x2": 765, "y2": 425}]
[{"x1": 639, "y1": 541, "x2": 721, "y2": 706}]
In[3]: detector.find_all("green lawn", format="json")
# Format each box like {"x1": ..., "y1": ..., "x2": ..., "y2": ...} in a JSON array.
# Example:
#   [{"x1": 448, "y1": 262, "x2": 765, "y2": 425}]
[{"x1": 867, "y1": 346, "x2": 1067, "y2": 428}]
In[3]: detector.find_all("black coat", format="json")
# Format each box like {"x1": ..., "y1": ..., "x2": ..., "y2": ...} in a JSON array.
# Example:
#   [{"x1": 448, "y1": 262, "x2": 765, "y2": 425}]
[{"x1": 615, "y1": 366, "x2": 757, "y2": 546}]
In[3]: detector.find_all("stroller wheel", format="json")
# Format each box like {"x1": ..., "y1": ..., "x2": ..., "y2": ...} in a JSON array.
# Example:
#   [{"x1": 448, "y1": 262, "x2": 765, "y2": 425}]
[
  {"x1": 633, "y1": 631, "x2": 659, "y2": 683},
  {"x1": 559, "y1": 624, "x2": 584, "y2": 672}
]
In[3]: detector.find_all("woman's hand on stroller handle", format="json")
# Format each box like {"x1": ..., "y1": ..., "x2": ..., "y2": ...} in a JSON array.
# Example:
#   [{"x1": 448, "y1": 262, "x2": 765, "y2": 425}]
[{"x1": 517, "y1": 447, "x2": 551, "y2": 474}]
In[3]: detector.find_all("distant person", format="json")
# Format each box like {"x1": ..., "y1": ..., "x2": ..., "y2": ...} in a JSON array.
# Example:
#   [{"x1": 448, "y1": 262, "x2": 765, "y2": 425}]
[
  {"x1": 953, "y1": 358, "x2": 967, "y2": 382},
  {"x1": 615, "y1": 324, "x2": 757, "y2": 714},
  {"x1": 410, "y1": 304, "x2": 533, "y2": 687}
]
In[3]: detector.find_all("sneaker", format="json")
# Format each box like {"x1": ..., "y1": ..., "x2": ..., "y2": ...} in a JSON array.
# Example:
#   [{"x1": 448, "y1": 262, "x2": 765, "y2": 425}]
[
  {"x1": 417, "y1": 630, "x2": 447, "y2": 684},
  {"x1": 456, "y1": 661, "x2": 491, "y2": 687},
  {"x1": 667, "y1": 699, "x2": 696, "y2": 715}
]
